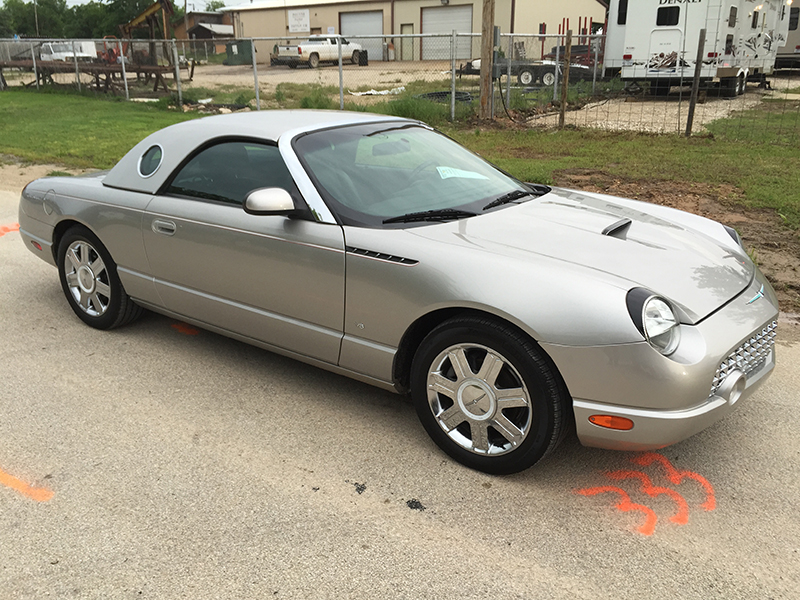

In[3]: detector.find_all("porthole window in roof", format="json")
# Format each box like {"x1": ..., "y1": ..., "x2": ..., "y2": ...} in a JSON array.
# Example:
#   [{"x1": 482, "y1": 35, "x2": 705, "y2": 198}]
[{"x1": 139, "y1": 145, "x2": 163, "y2": 178}]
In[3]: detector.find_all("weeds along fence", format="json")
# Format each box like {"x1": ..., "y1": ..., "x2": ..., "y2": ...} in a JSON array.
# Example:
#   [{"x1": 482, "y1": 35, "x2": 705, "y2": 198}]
[{"x1": 2, "y1": 33, "x2": 800, "y2": 144}]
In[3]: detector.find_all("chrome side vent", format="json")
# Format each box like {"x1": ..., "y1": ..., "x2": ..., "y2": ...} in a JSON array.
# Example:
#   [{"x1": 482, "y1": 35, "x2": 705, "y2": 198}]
[{"x1": 346, "y1": 246, "x2": 419, "y2": 266}]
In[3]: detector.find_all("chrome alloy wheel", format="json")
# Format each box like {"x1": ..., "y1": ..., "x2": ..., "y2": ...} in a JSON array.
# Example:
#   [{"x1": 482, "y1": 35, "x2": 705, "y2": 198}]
[
  {"x1": 63, "y1": 240, "x2": 111, "y2": 317},
  {"x1": 426, "y1": 343, "x2": 533, "y2": 456}
]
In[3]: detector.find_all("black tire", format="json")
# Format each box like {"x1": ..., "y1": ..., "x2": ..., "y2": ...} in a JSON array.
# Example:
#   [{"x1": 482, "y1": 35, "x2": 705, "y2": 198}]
[
  {"x1": 57, "y1": 225, "x2": 143, "y2": 330},
  {"x1": 351, "y1": 50, "x2": 359, "y2": 65},
  {"x1": 308, "y1": 53, "x2": 320, "y2": 68},
  {"x1": 517, "y1": 68, "x2": 534, "y2": 86},
  {"x1": 410, "y1": 315, "x2": 570, "y2": 474},
  {"x1": 541, "y1": 70, "x2": 556, "y2": 87}
]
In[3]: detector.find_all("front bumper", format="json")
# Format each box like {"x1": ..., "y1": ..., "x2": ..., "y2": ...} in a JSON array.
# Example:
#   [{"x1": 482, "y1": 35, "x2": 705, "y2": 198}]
[{"x1": 542, "y1": 271, "x2": 779, "y2": 451}]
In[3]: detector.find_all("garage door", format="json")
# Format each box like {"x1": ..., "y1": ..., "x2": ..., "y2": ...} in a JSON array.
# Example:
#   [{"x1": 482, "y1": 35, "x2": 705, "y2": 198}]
[
  {"x1": 421, "y1": 5, "x2": 473, "y2": 60},
  {"x1": 341, "y1": 10, "x2": 384, "y2": 62}
]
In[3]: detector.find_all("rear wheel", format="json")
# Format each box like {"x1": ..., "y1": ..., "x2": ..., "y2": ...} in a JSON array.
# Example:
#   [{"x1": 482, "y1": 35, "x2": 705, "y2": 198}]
[
  {"x1": 541, "y1": 70, "x2": 556, "y2": 86},
  {"x1": 57, "y1": 225, "x2": 143, "y2": 330},
  {"x1": 308, "y1": 53, "x2": 320, "y2": 68},
  {"x1": 351, "y1": 50, "x2": 359, "y2": 65},
  {"x1": 736, "y1": 73, "x2": 746, "y2": 96},
  {"x1": 410, "y1": 315, "x2": 570, "y2": 474}
]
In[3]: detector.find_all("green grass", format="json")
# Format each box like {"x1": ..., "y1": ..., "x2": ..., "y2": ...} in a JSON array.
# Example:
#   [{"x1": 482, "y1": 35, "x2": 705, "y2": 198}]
[
  {"x1": 705, "y1": 100, "x2": 800, "y2": 145},
  {"x1": 0, "y1": 89, "x2": 198, "y2": 168},
  {"x1": 2, "y1": 89, "x2": 799, "y2": 229},
  {"x1": 450, "y1": 128, "x2": 800, "y2": 228}
]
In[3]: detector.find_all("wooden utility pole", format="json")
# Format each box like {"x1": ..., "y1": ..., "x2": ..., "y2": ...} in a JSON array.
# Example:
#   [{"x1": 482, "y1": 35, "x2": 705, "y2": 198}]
[
  {"x1": 479, "y1": 0, "x2": 495, "y2": 120},
  {"x1": 558, "y1": 30, "x2": 572, "y2": 129}
]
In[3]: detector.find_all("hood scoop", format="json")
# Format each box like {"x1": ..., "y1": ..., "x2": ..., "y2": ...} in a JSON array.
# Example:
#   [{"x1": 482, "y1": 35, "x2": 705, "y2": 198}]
[{"x1": 601, "y1": 217, "x2": 632, "y2": 239}]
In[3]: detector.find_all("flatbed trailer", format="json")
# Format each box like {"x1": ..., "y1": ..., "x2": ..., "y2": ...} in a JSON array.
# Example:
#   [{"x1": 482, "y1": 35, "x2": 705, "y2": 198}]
[
  {"x1": 0, "y1": 59, "x2": 191, "y2": 94},
  {"x1": 458, "y1": 58, "x2": 598, "y2": 86}
]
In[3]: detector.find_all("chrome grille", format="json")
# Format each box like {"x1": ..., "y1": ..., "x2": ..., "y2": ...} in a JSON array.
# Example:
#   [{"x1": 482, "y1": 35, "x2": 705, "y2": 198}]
[{"x1": 710, "y1": 320, "x2": 777, "y2": 397}]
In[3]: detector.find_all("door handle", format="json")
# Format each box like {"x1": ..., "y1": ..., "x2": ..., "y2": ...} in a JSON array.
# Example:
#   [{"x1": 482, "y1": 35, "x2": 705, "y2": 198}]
[{"x1": 152, "y1": 219, "x2": 176, "y2": 236}]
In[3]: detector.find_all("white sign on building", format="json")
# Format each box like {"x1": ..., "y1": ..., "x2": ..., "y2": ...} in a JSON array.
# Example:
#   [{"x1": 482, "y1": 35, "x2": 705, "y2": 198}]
[{"x1": 288, "y1": 9, "x2": 310, "y2": 33}]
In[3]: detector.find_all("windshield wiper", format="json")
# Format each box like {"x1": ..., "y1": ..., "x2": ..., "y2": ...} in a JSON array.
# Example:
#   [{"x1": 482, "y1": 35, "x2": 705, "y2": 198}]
[
  {"x1": 482, "y1": 185, "x2": 551, "y2": 211},
  {"x1": 382, "y1": 208, "x2": 477, "y2": 224}
]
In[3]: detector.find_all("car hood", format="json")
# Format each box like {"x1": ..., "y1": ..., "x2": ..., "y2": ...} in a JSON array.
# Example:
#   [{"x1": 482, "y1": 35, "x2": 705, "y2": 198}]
[{"x1": 409, "y1": 187, "x2": 753, "y2": 323}]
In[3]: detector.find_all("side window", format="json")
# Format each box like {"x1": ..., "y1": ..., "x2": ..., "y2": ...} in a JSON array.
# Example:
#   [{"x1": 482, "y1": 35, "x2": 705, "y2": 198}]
[
  {"x1": 725, "y1": 34, "x2": 734, "y2": 55},
  {"x1": 752, "y1": 10, "x2": 760, "y2": 29},
  {"x1": 166, "y1": 141, "x2": 298, "y2": 206},
  {"x1": 657, "y1": 6, "x2": 680, "y2": 26},
  {"x1": 728, "y1": 6, "x2": 737, "y2": 27},
  {"x1": 791, "y1": 7, "x2": 799, "y2": 31},
  {"x1": 617, "y1": 0, "x2": 628, "y2": 25}
]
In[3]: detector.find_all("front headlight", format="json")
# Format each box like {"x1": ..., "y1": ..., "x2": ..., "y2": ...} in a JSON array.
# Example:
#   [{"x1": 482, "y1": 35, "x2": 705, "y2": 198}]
[{"x1": 626, "y1": 288, "x2": 681, "y2": 356}]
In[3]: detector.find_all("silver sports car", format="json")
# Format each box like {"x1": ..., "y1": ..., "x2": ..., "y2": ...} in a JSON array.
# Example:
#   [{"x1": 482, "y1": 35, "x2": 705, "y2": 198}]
[{"x1": 19, "y1": 110, "x2": 778, "y2": 474}]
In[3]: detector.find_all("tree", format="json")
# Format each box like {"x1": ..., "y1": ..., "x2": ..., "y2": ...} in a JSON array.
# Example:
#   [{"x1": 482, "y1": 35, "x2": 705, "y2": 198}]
[{"x1": 205, "y1": 0, "x2": 224, "y2": 12}]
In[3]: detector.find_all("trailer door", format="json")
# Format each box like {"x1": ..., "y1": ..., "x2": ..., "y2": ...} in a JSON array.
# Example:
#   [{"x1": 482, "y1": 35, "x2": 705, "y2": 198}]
[{"x1": 648, "y1": 5, "x2": 683, "y2": 75}]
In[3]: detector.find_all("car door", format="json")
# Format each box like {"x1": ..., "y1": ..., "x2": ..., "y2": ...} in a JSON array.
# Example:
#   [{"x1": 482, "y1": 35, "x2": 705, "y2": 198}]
[{"x1": 142, "y1": 139, "x2": 345, "y2": 364}]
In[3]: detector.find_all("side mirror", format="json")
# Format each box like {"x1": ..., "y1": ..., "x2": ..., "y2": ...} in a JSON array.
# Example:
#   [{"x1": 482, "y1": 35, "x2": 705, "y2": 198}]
[{"x1": 244, "y1": 187, "x2": 296, "y2": 215}]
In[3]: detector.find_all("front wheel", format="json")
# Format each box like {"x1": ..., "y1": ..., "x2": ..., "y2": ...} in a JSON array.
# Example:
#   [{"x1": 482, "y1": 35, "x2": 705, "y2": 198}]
[
  {"x1": 57, "y1": 225, "x2": 143, "y2": 330},
  {"x1": 517, "y1": 68, "x2": 534, "y2": 86},
  {"x1": 410, "y1": 315, "x2": 570, "y2": 474}
]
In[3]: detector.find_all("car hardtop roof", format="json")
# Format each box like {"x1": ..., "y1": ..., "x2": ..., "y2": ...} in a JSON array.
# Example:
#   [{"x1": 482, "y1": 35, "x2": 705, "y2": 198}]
[{"x1": 103, "y1": 110, "x2": 416, "y2": 194}]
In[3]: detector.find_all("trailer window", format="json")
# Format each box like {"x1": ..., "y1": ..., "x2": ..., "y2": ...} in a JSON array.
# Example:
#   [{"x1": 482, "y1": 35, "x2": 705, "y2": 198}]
[
  {"x1": 728, "y1": 6, "x2": 737, "y2": 27},
  {"x1": 751, "y1": 10, "x2": 760, "y2": 29},
  {"x1": 617, "y1": 0, "x2": 628, "y2": 25},
  {"x1": 725, "y1": 34, "x2": 734, "y2": 55},
  {"x1": 791, "y1": 7, "x2": 799, "y2": 31},
  {"x1": 657, "y1": 6, "x2": 680, "y2": 26}
]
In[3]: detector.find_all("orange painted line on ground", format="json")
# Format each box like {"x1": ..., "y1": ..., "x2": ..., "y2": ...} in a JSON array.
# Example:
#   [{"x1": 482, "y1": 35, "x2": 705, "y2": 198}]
[
  {"x1": 0, "y1": 223, "x2": 20, "y2": 238},
  {"x1": 630, "y1": 452, "x2": 716, "y2": 511},
  {"x1": 0, "y1": 467, "x2": 54, "y2": 502},
  {"x1": 171, "y1": 322, "x2": 200, "y2": 335},
  {"x1": 575, "y1": 485, "x2": 658, "y2": 536},
  {"x1": 606, "y1": 470, "x2": 690, "y2": 525}
]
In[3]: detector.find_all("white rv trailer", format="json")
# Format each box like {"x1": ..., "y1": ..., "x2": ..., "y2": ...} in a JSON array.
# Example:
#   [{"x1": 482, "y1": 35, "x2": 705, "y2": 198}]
[
  {"x1": 775, "y1": 4, "x2": 800, "y2": 67},
  {"x1": 605, "y1": 0, "x2": 791, "y2": 94}
]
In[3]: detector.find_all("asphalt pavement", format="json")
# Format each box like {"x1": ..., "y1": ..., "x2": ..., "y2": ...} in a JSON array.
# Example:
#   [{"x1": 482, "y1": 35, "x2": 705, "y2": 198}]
[{"x1": 1, "y1": 186, "x2": 799, "y2": 599}]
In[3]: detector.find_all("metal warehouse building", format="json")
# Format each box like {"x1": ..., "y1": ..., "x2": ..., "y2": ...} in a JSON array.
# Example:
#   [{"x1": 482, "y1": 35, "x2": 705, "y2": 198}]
[{"x1": 225, "y1": 0, "x2": 607, "y2": 62}]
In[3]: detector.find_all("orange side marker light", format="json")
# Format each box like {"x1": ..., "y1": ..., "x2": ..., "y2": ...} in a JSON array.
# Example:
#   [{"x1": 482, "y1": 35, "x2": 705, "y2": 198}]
[
  {"x1": 0, "y1": 467, "x2": 54, "y2": 502},
  {"x1": 589, "y1": 415, "x2": 634, "y2": 430}
]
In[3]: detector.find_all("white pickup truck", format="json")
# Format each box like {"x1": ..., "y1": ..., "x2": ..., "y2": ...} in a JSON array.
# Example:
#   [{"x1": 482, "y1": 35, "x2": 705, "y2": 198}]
[
  {"x1": 40, "y1": 41, "x2": 96, "y2": 62},
  {"x1": 271, "y1": 36, "x2": 364, "y2": 68}
]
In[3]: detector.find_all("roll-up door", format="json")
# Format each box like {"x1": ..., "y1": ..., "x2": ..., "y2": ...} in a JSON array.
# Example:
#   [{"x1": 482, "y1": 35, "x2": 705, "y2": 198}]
[
  {"x1": 421, "y1": 5, "x2": 473, "y2": 60},
  {"x1": 341, "y1": 10, "x2": 384, "y2": 61}
]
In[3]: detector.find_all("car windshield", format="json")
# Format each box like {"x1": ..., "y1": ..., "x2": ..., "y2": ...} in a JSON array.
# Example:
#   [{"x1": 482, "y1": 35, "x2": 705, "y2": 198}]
[{"x1": 293, "y1": 122, "x2": 529, "y2": 227}]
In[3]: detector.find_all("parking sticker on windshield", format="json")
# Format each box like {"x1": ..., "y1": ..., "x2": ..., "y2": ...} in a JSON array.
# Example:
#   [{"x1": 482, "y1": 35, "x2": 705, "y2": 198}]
[{"x1": 436, "y1": 167, "x2": 489, "y2": 181}]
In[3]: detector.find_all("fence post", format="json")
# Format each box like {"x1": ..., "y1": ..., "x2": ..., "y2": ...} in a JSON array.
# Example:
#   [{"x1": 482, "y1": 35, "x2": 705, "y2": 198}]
[
  {"x1": 171, "y1": 40, "x2": 183, "y2": 111},
  {"x1": 338, "y1": 37, "x2": 344, "y2": 110},
  {"x1": 72, "y1": 41, "x2": 81, "y2": 92},
  {"x1": 118, "y1": 39, "x2": 129, "y2": 102},
  {"x1": 685, "y1": 28, "x2": 706, "y2": 137},
  {"x1": 592, "y1": 35, "x2": 599, "y2": 96},
  {"x1": 204, "y1": 42, "x2": 208, "y2": 62},
  {"x1": 31, "y1": 46, "x2": 39, "y2": 90},
  {"x1": 559, "y1": 30, "x2": 572, "y2": 129},
  {"x1": 251, "y1": 39, "x2": 260, "y2": 110},
  {"x1": 451, "y1": 31, "x2": 456, "y2": 121},
  {"x1": 553, "y1": 38, "x2": 560, "y2": 102},
  {"x1": 505, "y1": 34, "x2": 512, "y2": 112}
]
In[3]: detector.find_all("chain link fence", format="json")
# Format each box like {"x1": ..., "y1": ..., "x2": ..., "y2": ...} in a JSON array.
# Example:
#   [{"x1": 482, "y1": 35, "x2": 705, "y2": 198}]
[{"x1": 3, "y1": 33, "x2": 800, "y2": 144}]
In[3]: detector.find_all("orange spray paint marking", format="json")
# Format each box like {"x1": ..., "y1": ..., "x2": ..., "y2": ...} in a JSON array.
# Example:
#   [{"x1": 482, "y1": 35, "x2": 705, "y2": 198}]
[
  {"x1": 171, "y1": 323, "x2": 200, "y2": 335},
  {"x1": 575, "y1": 486, "x2": 658, "y2": 536},
  {"x1": 630, "y1": 452, "x2": 716, "y2": 511},
  {"x1": 0, "y1": 223, "x2": 20, "y2": 238},
  {"x1": 606, "y1": 470, "x2": 690, "y2": 525},
  {"x1": 0, "y1": 467, "x2": 54, "y2": 502}
]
